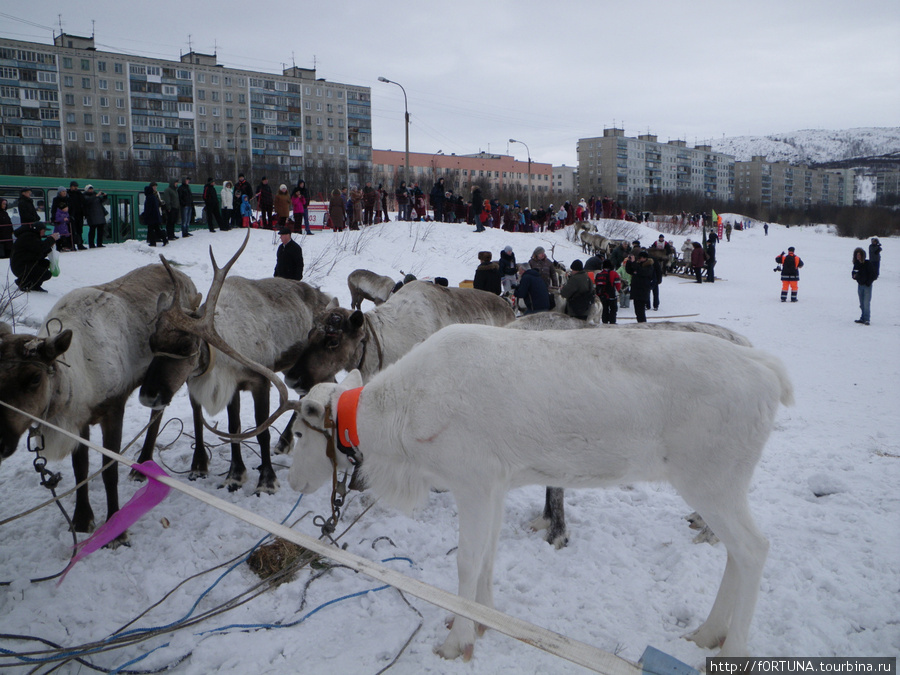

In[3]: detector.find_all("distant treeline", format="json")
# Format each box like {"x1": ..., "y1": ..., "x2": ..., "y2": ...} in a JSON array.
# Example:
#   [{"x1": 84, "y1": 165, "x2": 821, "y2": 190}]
[{"x1": 640, "y1": 193, "x2": 899, "y2": 239}]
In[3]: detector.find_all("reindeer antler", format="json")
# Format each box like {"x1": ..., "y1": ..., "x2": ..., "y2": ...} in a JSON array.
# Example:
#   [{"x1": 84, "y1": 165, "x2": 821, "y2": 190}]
[
  {"x1": 162, "y1": 230, "x2": 301, "y2": 440},
  {"x1": 159, "y1": 255, "x2": 184, "y2": 310}
]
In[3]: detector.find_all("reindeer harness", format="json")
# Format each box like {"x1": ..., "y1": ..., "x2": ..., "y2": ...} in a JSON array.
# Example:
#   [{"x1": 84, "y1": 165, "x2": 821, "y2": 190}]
[{"x1": 303, "y1": 386, "x2": 364, "y2": 538}]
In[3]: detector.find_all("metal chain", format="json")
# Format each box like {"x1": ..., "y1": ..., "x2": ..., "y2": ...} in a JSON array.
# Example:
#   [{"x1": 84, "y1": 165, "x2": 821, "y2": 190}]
[{"x1": 27, "y1": 426, "x2": 61, "y2": 490}]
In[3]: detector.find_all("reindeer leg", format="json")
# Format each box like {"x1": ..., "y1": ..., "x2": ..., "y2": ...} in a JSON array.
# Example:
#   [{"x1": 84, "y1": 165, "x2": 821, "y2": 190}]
[
  {"x1": 253, "y1": 380, "x2": 278, "y2": 495},
  {"x1": 130, "y1": 410, "x2": 163, "y2": 481},
  {"x1": 188, "y1": 395, "x2": 209, "y2": 479},
  {"x1": 273, "y1": 412, "x2": 297, "y2": 455},
  {"x1": 544, "y1": 486, "x2": 569, "y2": 549},
  {"x1": 680, "y1": 486, "x2": 768, "y2": 657},
  {"x1": 99, "y1": 402, "x2": 129, "y2": 548},
  {"x1": 222, "y1": 391, "x2": 247, "y2": 491},
  {"x1": 70, "y1": 426, "x2": 95, "y2": 533},
  {"x1": 437, "y1": 483, "x2": 505, "y2": 661}
]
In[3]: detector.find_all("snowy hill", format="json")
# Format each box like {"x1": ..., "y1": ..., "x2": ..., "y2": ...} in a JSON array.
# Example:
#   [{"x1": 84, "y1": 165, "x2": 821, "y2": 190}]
[{"x1": 711, "y1": 127, "x2": 900, "y2": 164}]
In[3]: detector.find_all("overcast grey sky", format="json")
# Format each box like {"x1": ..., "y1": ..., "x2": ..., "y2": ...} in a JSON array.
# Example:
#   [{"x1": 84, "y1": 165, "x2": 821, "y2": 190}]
[{"x1": 4, "y1": 0, "x2": 898, "y2": 166}]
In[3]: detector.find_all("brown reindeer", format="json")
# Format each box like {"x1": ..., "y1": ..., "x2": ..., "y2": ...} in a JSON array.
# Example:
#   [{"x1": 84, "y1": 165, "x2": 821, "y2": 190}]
[
  {"x1": 283, "y1": 281, "x2": 515, "y2": 396},
  {"x1": 139, "y1": 233, "x2": 334, "y2": 493},
  {"x1": 0, "y1": 265, "x2": 198, "y2": 539}
]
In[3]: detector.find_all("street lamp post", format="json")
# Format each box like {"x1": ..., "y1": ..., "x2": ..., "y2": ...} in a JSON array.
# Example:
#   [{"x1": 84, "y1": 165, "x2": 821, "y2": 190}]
[
  {"x1": 509, "y1": 138, "x2": 532, "y2": 211},
  {"x1": 378, "y1": 76, "x2": 409, "y2": 183},
  {"x1": 431, "y1": 149, "x2": 443, "y2": 177}
]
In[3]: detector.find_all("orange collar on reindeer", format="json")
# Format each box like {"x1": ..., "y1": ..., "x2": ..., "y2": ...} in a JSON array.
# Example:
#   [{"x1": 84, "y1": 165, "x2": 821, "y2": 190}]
[{"x1": 335, "y1": 386, "x2": 363, "y2": 455}]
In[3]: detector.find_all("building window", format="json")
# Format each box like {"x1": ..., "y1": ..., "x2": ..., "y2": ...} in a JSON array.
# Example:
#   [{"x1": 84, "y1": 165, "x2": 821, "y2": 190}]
[
  {"x1": 100, "y1": 114, "x2": 110, "y2": 125},
  {"x1": 83, "y1": 113, "x2": 93, "y2": 124},
  {"x1": 64, "y1": 93, "x2": 74, "y2": 106},
  {"x1": 62, "y1": 57, "x2": 73, "y2": 69},
  {"x1": 82, "y1": 96, "x2": 92, "y2": 106},
  {"x1": 117, "y1": 115, "x2": 126, "y2": 126},
  {"x1": 99, "y1": 97, "x2": 109, "y2": 107},
  {"x1": 80, "y1": 59, "x2": 90, "y2": 71},
  {"x1": 67, "y1": 130, "x2": 77, "y2": 141},
  {"x1": 63, "y1": 75, "x2": 73, "y2": 87}
]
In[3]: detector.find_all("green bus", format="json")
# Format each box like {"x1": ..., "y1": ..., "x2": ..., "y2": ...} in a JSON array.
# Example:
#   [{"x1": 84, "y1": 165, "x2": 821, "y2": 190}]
[{"x1": 0, "y1": 175, "x2": 212, "y2": 243}]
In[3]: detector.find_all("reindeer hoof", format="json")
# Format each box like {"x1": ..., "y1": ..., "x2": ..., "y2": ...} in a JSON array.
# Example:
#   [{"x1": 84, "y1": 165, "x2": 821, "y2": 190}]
[
  {"x1": 129, "y1": 468, "x2": 147, "y2": 483},
  {"x1": 188, "y1": 469, "x2": 208, "y2": 481},
  {"x1": 71, "y1": 508, "x2": 95, "y2": 534},
  {"x1": 254, "y1": 478, "x2": 280, "y2": 496},
  {"x1": 685, "y1": 625, "x2": 726, "y2": 650},
  {"x1": 435, "y1": 638, "x2": 474, "y2": 661},
  {"x1": 548, "y1": 530, "x2": 570, "y2": 549},
  {"x1": 104, "y1": 532, "x2": 131, "y2": 550}
]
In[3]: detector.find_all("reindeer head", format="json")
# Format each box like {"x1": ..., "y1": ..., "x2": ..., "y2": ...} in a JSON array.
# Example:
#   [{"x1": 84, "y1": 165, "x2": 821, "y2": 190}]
[
  {"x1": 140, "y1": 289, "x2": 204, "y2": 409},
  {"x1": 0, "y1": 328, "x2": 72, "y2": 463},
  {"x1": 288, "y1": 369, "x2": 363, "y2": 494},
  {"x1": 283, "y1": 308, "x2": 366, "y2": 395}
]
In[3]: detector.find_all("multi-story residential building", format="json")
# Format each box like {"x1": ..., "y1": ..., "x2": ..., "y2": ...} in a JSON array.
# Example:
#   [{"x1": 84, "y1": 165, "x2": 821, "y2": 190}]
[
  {"x1": 577, "y1": 128, "x2": 734, "y2": 206},
  {"x1": 552, "y1": 165, "x2": 576, "y2": 196},
  {"x1": 372, "y1": 149, "x2": 551, "y2": 200},
  {"x1": 0, "y1": 33, "x2": 371, "y2": 185},
  {"x1": 734, "y1": 156, "x2": 854, "y2": 208}
]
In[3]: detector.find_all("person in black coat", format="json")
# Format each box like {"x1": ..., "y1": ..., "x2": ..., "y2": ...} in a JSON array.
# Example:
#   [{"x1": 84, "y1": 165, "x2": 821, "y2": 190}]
[
  {"x1": 430, "y1": 178, "x2": 445, "y2": 223},
  {"x1": 274, "y1": 228, "x2": 304, "y2": 280},
  {"x1": 625, "y1": 250, "x2": 655, "y2": 323},
  {"x1": 868, "y1": 238, "x2": 881, "y2": 279},
  {"x1": 178, "y1": 177, "x2": 194, "y2": 237},
  {"x1": 0, "y1": 198, "x2": 13, "y2": 259},
  {"x1": 202, "y1": 178, "x2": 221, "y2": 232},
  {"x1": 852, "y1": 247, "x2": 876, "y2": 325},
  {"x1": 498, "y1": 245, "x2": 517, "y2": 295},
  {"x1": 143, "y1": 183, "x2": 166, "y2": 247},
  {"x1": 705, "y1": 239, "x2": 717, "y2": 283},
  {"x1": 66, "y1": 181, "x2": 86, "y2": 250},
  {"x1": 473, "y1": 251, "x2": 502, "y2": 295},
  {"x1": 17, "y1": 188, "x2": 40, "y2": 226},
  {"x1": 514, "y1": 266, "x2": 550, "y2": 314},
  {"x1": 82, "y1": 185, "x2": 108, "y2": 248},
  {"x1": 11, "y1": 222, "x2": 59, "y2": 292},
  {"x1": 256, "y1": 177, "x2": 274, "y2": 229}
]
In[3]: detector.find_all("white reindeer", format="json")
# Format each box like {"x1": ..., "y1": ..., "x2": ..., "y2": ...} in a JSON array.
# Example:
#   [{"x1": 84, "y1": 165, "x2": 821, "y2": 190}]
[{"x1": 288, "y1": 324, "x2": 793, "y2": 660}]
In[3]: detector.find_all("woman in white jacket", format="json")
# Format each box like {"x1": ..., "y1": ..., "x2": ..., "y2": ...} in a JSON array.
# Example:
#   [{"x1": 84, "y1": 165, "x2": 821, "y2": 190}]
[{"x1": 221, "y1": 181, "x2": 235, "y2": 230}]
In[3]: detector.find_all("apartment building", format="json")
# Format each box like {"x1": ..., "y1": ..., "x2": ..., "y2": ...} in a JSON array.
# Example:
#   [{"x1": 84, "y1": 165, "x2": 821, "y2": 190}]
[
  {"x1": 734, "y1": 156, "x2": 854, "y2": 208},
  {"x1": 577, "y1": 128, "x2": 734, "y2": 206},
  {"x1": 0, "y1": 33, "x2": 371, "y2": 184},
  {"x1": 552, "y1": 165, "x2": 576, "y2": 196},
  {"x1": 372, "y1": 149, "x2": 551, "y2": 198}
]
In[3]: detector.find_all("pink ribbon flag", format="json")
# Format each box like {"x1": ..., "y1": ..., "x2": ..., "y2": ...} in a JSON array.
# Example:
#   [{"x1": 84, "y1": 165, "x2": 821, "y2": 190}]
[{"x1": 58, "y1": 460, "x2": 171, "y2": 584}]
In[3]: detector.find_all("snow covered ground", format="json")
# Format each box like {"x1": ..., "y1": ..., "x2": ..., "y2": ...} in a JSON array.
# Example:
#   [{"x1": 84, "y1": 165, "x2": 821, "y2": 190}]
[{"x1": 0, "y1": 215, "x2": 897, "y2": 674}]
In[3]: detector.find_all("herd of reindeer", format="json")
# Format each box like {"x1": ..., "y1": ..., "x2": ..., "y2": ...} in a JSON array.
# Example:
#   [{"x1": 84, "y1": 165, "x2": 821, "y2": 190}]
[{"x1": 0, "y1": 231, "x2": 793, "y2": 660}]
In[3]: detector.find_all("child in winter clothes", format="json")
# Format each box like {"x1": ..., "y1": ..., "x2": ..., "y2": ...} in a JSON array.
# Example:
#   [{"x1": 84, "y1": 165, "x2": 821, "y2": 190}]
[
  {"x1": 53, "y1": 204, "x2": 72, "y2": 251},
  {"x1": 240, "y1": 194, "x2": 253, "y2": 228}
]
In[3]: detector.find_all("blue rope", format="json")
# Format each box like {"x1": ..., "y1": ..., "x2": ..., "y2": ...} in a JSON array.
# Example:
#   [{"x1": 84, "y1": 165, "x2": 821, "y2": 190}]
[{"x1": 0, "y1": 492, "x2": 306, "y2": 668}]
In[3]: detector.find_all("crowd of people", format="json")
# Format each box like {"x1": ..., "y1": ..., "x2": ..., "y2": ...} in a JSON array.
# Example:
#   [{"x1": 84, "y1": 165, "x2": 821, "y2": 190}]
[
  {"x1": 4, "y1": 182, "x2": 109, "y2": 292},
  {"x1": 4, "y1": 174, "x2": 882, "y2": 327}
]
